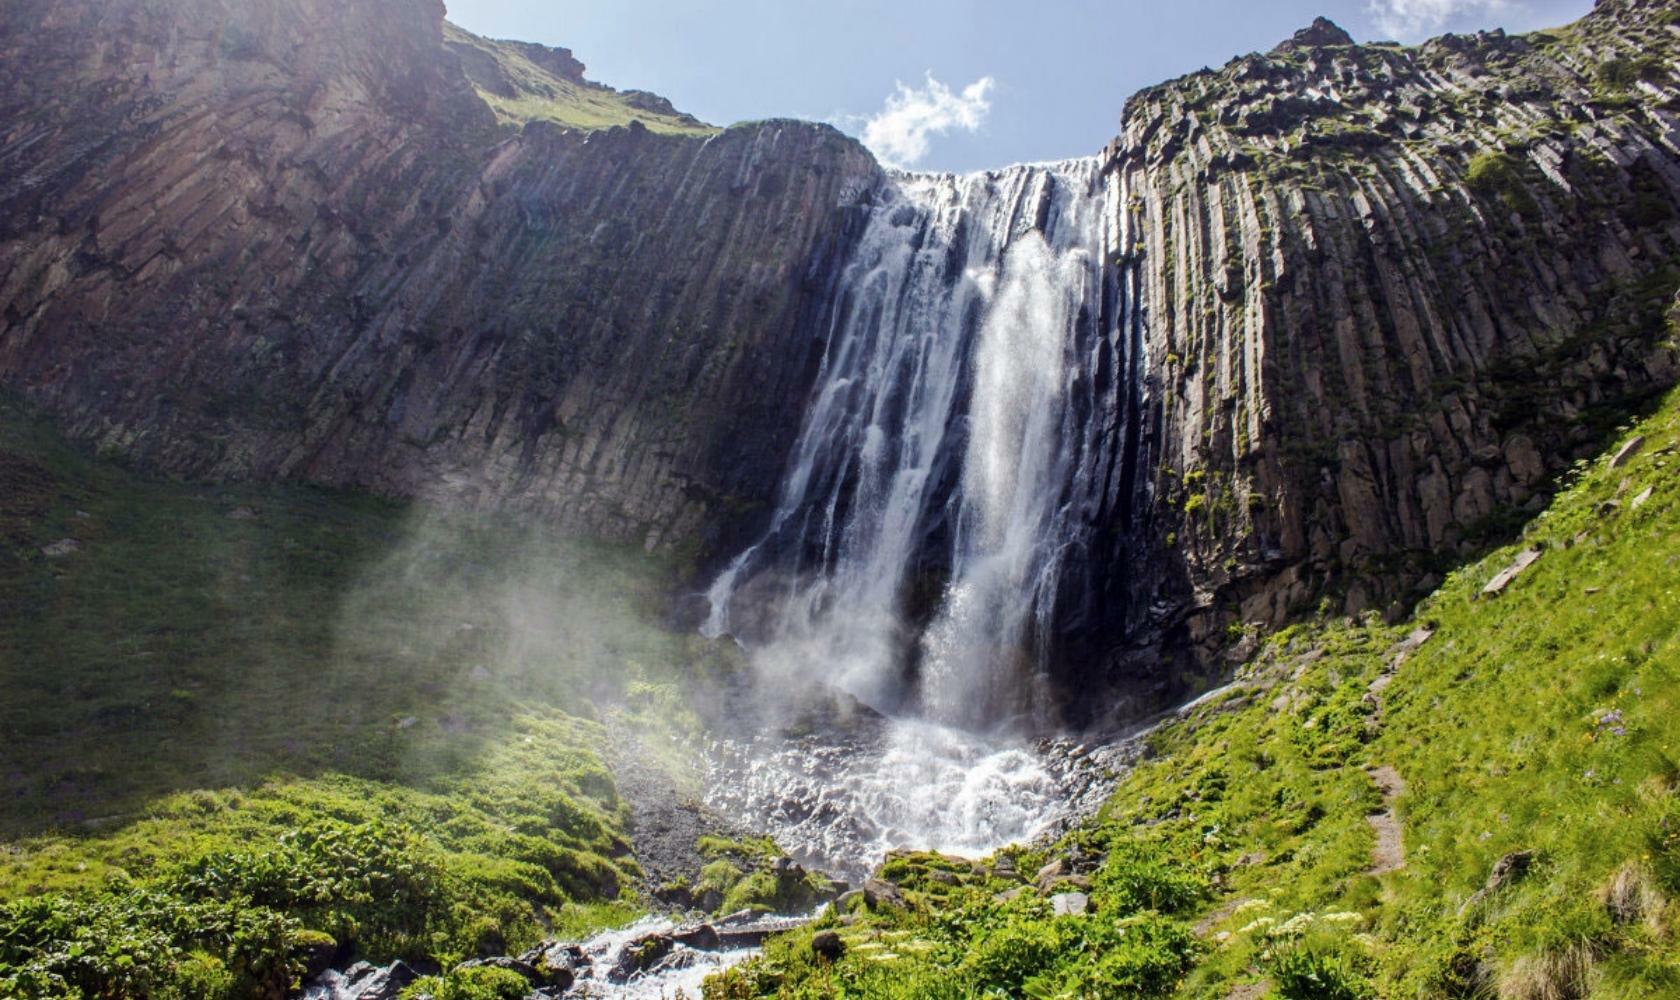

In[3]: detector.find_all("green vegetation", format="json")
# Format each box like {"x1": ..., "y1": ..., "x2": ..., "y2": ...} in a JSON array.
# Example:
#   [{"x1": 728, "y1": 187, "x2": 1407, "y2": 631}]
[
  {"x1": 688, "y1": 838, "x2": 841, "y2": 916},
  {"x1": 1466, "y1": 150, "x2": 1540, "y2": 217},
  {"x1": 1597, "y1": 56, "x2": 1668, "y2": 91},
  {"x1": 401, "y1": 966, "x2": 532, "y2": 1000},
  {"x1": 716, "y1": 383, "x2": 1680, "y2": 997},
  {"x1": 0, "y1": 396, "x2": 728, "y2": 997},
  {"x1": 443, "y1": 23, "x2": 718, "y2": 136}
]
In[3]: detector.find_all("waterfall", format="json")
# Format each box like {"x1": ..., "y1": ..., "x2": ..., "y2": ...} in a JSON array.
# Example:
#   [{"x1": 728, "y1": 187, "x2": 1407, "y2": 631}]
[{"x1": 704, "y1": 158, "x2": 1113, "y2": 731}]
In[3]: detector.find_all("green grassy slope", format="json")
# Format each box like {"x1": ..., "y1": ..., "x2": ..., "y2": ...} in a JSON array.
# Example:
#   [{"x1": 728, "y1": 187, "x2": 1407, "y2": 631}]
[
  {"x1": 0, "y1": 396, "x2": 722, "y2": 997},
  {"x1": 443, "y1": 23, "x2": 719, "y2": 136},
  {"x1": 714, "y1": 388, "x2": 1680, "y2": 993}
]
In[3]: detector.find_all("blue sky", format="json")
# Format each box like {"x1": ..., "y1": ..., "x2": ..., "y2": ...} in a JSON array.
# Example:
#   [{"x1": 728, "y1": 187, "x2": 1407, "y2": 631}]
[{"x1": 443, "y1": 0, "x2": 1594, "y2": 172}]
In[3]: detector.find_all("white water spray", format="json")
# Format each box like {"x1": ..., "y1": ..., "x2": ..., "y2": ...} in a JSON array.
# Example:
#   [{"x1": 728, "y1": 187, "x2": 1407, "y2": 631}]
[{"x1": 705, "y1": 160, "x2": 1107, "y2": 727}]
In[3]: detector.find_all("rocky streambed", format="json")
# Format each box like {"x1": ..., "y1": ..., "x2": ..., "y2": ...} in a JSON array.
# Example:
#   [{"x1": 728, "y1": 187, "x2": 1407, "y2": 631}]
[
  {"x1": 300, "y1": 909, "x2": 820, "y2": 1000},
  {"x1": 295, "y1": 680, "x2": 1155, "y2": 999}
]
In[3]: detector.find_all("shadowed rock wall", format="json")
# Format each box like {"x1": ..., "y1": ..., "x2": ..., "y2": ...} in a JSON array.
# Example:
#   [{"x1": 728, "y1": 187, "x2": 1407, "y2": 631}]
[{"x1": 0, "y1": 0, "x2": 881, "y2": 555}]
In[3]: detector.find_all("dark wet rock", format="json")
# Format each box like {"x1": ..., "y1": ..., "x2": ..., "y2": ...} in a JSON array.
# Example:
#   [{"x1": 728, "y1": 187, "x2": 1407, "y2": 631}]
[
  {"x1": 299, "y1": 960, "x2": 419, "y2": 1000},
  {"x1": 454, "y1": 956, "x2": 543, "y2": 985},
  {"x1": 515, "y1": 943, "x2": 586, "y2": 990},
  {"x1": 291, "y1": 931, "x2": 339, "y2": 981},
  {"x1": 608, "y1": 932, "x2": 675, "y2": 983},
  {"x1": 811, "y1": 930, "x2": 845, "y2": 962},
  {"x1": 672, "y1": 923, "x2": 721, "y2": 950}
]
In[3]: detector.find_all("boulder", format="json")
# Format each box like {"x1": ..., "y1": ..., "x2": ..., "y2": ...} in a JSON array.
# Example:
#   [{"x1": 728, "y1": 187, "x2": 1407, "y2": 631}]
[
  {"x1": 1458, "y1": 850, "x2": 1535, "y2": 916},
  {"x1": 672, "y1": 923, "x2": 720, "y2": 950},
  {"x1": 608, "y1": 932, "x2": 674, "y2": 983},
  {"x1": 1480, "y1": 548, "x2": 1543, "y2": 597},
  {"x1": 1034, "y1": 858, "x2": 1068, "y2": 892},
  {"x1": 515, "y1": 942, "x2": 586, "y2": 991},
  {"x1": 1610, "y1": 436, "x2": 1646, "y2": 468},
  {"x1": 862, "y1": 878, "x2": 907, "y2": 910},
  {"x1": 454, "y1": 956, "x2": 542, "y2": 985},
  {"x1": 811, "y1": 930, "x2": 845, "y2": 962},
  {"x1": 299, "y1": 961, "x2": 421, "y2": 1000},
  {"x1": 1051, "y1": 892, "x2": 1090, "y2": 916}
]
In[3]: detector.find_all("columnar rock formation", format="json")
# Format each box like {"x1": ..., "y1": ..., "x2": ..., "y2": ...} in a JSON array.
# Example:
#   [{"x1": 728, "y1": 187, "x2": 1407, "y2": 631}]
[
  {"x1": 2, "y1": 0, "x2": 1678, "y2": 719},
  {"x1": 1095, "y1": 0, "x2": 1680, "y2": 693},
  {"x1": 0, "y1": 0, "x2": 880, "y2": 552}
]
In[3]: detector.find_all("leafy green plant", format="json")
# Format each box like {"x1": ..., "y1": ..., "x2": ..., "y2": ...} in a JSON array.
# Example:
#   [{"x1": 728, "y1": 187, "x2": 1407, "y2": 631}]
[
  {"x1": 400, "y1": 966, "x2": 532, "y2": 1000},
  {"x1": 1268, "y1": 943, "x2": 1377, "y2": 1000}
]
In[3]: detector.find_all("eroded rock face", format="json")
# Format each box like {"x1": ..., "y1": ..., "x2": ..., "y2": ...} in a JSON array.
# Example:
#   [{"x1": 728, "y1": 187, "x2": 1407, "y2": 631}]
[
  {"x1": 3, "y1": 0, "x2": 1680, "y2": 721},
  {"x1": 0, "y1": 0, "x2": 881, "y2": 556},
  {"x1": 1084, "y1": 0, "x2": 1680, "y2": 699}
]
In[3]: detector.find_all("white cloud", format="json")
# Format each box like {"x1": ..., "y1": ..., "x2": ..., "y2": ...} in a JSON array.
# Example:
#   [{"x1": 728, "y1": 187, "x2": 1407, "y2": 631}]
[
  {"x1": 1367, "y1": 0, "x2": 1516, "y2": 39},
  {"x1": 859, "y1": 73, "x2": 995, "y2": 168}
]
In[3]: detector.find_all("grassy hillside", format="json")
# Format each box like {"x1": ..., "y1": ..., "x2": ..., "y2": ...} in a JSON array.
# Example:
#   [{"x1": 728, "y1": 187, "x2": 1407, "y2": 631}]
[
  {"x1": 0, "y1": 395, "x2": 724, "y2": 997},
  {"x1": 442, "y1": 23, "x2": 719, "y2": 136},
  {"x1": 712, "y1": 383, "x2": 1680, "y2": 995}
]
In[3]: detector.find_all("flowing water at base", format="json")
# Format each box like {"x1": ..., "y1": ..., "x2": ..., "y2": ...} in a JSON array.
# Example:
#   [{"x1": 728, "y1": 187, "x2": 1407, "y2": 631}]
[
  {"x1": 564, "y1": 916, "x2": 759, "y2": 999},
  {"x1": 704, "y1": 714, "x2": 1142, "y2": 881}
]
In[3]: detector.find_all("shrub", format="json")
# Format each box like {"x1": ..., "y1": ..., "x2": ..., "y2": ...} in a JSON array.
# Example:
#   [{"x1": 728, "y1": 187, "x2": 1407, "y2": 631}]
[
  {"x1": 961, "y1": 921, "x2": 1063, "y2": 995},
  {"x1": 1466, "y1": 152, "x2": 1538, "y2": 217},
  {"x1": 400, "y1": 966, "x2": 532, "y2": 1000},
  {"x1": 1071, "y1": 914, "x2": 1199, "y2": 997},
  {"x1": 1095, "y1": 843, "x2": 1210, "y2": 915},
  {"x1": 1269, "y1": 943, "x2": 1378, "y2": 1000}
]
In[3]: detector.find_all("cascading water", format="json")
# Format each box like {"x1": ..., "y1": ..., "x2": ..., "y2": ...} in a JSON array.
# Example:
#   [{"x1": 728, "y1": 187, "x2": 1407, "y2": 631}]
[
  {"x1": 704, "y1": 159, "x2": 1110, "y2": 726},
  {"x1": 699, "y1": 158, "x2": 1140, "y2": 876}
]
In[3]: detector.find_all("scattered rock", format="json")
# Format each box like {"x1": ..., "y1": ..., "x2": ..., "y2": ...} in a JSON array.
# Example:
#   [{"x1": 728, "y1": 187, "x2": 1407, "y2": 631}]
[
  {"x1": 454, "y1": 956, "x2": 542, "y2": 985},
  {"x1": 300, "y1": 960, "x2": 420, "y2": 1000},
  {"x1": 1034, "y1": 858, "x2": 1068, "y2": 892},
  {"x1": 395, "y1": 716, "x2": 418, "y2": 729},
  {"x1": 1480, "y1": 548, "x2": 1543, "y2": 597},
  {"x1": 1609, "y1": 436, "x2": 1646, "y2": 468},
  {"x1": 811, "y1": 929, "x2": 845, "y2": 962},
  {"x1": 1050, "y1": 892, "x2": 1090, "y2": 916},
  {"x1": 672, "y1": 923, "x2": 719, "y2": 950},
  {"x1": 1459, "y1": 850, "x2": 1534, "y2": 915},
  {"x1": 516, "y1": 942, "x2": 585, "y2": 989},
  {"x1": 608, "y1": 932, "x2": 674, "y2": 983},
  {"x1": 928, "y1": 870, "x2": 960, "y2": 886},
  {"x1": 715, "y1": 909, "x2": 763, "y2": 927},
  {"x1": 1632, "y1": 486, "x2": 1655, "y2": 509},
  {"x1": 467, "y1": 664, "x2": 492, "y2": 682},
  {"x1": 862, "y1": 877, "x2": 907, "y2": 909},
  {"x1": 227, "y1": 506, "x2": 257, "y2": 520},
  {"x1": 291, "y1": 930, "x2": 339, "y2": 981},
  {"x1": 993, "y1": 885, "x2": 1030, "y2": 905},
  {"x1": 41, "y1": 538, "x2": 80, "y2": 557}
]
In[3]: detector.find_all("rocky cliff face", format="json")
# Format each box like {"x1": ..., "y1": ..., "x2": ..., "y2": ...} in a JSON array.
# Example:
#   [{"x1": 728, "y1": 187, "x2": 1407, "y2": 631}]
[
  {"x1": 4, "y1": 0, "x2": 1680, "y2": 719},
  {"x1": 0, "y1": 0, "x2": 879, "y2": 555},
  {"x1": 1090, "y1": 0, "x2": 1680, "y2": 694}
]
